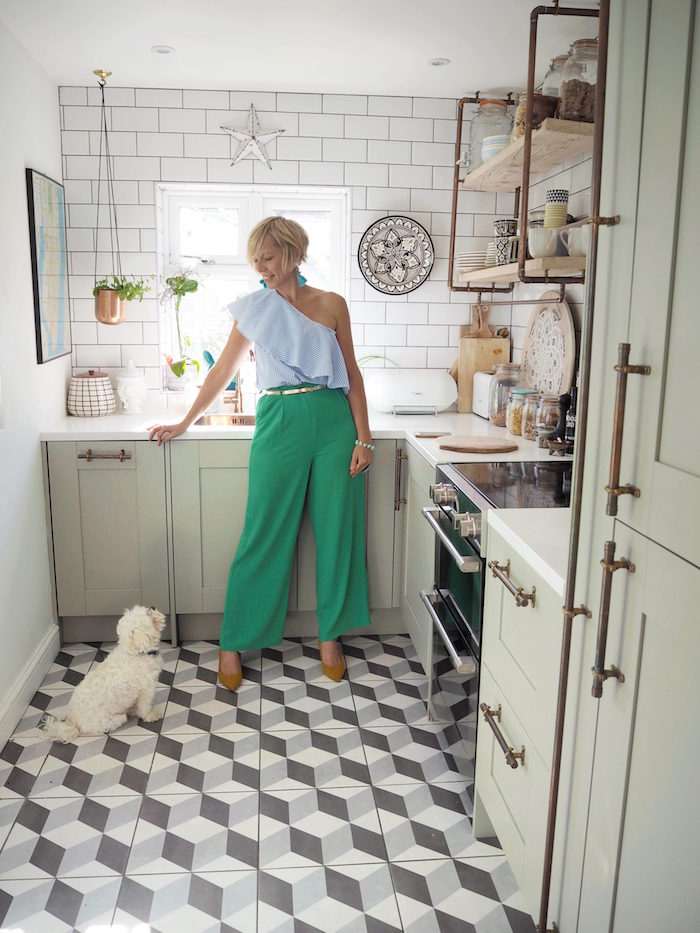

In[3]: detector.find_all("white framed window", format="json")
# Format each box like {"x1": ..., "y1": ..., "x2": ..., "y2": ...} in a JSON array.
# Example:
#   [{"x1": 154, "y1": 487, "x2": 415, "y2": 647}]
[{"x1": 157, "y1": 184, "x2": 350, "y2": 389}]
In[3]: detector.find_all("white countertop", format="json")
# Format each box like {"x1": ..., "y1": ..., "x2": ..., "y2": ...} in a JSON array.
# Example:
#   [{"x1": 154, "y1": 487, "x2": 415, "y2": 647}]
[
  {"x1": 487, "y1": 507, "x2": 571, "y2": 598},
  {"x1": 41, "y1": 406, "x2": 569, "y2": 469}
]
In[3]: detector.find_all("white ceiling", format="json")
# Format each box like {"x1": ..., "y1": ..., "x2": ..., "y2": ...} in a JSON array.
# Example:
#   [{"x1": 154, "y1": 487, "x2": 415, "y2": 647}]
[{"x1": 0, "y1": 0, "x2": 599, "y2": 98}]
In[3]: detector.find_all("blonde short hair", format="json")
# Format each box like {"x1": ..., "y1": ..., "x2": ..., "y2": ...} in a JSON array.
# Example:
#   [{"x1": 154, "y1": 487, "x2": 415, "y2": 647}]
[{"x1": 247, "y1": 216, "x2": 309, "y2": 271}]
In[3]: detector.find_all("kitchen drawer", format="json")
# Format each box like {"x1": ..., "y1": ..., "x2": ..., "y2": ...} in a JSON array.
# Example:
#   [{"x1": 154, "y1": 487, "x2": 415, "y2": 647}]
[
  {"x1": 482, "y1": 525, "x2": 563, "y2": 761},
  {"x1": 476, "y1": 662, "x2": 549, "y2": 919}
]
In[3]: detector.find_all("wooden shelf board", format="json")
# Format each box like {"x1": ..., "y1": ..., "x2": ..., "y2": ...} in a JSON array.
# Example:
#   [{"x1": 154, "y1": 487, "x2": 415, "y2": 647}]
[
  {"x1": 456, "y1": 256, "x2": 587, "y2": 285},
  {"x1": 459, "y1": 119, "x2": 595, "y2": 193}
]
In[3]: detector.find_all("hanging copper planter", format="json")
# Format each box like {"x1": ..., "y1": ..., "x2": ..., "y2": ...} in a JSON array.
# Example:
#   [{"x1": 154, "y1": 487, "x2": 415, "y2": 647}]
[{"x1": 94, "y1": 288, "x2": 127, "y2": 325}]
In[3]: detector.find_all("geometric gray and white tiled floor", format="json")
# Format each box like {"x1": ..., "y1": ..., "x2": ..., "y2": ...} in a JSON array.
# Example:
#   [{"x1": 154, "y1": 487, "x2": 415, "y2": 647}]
[{"x1": 0, "y1": 635, "x2": 536, "y2": 932}]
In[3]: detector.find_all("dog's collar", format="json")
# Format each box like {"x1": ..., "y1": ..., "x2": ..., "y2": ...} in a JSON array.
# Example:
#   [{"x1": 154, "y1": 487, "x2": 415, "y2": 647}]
[{"x1": 138, "y1": 649, "x2": 160, "y2": 657}]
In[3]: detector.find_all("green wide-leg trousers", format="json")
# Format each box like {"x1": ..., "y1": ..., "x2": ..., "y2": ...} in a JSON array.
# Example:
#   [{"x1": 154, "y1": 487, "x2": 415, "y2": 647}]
[{"x1": 220, "y1": 386, "x2": 371, "y2": 651}]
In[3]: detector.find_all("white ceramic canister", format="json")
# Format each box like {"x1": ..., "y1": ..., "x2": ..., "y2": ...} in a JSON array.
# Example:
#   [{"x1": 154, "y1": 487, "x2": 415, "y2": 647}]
[
  {"x1": 116, "y1": 360, "x2": 148, "y2": 413},
  {"x1": 67, "y1": 370, "x2": 116, "y2": 417}
]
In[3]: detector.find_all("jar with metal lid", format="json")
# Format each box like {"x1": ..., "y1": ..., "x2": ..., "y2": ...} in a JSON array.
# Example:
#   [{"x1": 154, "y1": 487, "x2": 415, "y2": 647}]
[
  {"x1": 506, "y1": 387, "x2": 531, "y2": 436},
  {"x1": 489, "y1": 362, "x2": 521, "y2": 427},
  {"x1": 542, "y1": 53, "x2": 570, "y2": 98},
  {"x1": 467, "y1": 99, "x2": 513, "y2": 171},
  {"x1": 522, "y1": 392, "x2": 540, "y2": 440},
  {"x1": 559, "y1": 39, "x2": 597, "y2": 123},
  {"x1": 535, "y1": 395, "x2": 561, "y2": 447}
]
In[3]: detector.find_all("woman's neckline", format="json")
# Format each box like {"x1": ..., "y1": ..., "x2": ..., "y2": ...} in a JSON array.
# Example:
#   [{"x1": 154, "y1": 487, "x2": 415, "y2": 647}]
[{"x1": 273, "y1": 288, "x2": 335, "y2": 333}]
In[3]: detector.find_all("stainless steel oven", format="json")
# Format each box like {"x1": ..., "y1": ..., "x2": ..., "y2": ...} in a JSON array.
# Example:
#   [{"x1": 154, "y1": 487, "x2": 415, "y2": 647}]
[{"x1": 420, "y1": 459, "x2": 572, "y2": 778}]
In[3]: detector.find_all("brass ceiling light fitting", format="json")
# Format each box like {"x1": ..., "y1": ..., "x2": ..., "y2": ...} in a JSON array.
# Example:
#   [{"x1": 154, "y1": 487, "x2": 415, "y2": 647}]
[{"x1": 92, "y1": 68, "x2": 126, "y2": 325}]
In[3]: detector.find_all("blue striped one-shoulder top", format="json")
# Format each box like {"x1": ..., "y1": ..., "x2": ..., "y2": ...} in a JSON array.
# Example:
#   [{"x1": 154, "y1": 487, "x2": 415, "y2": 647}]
[{"x1": 227, "y1": 288, "x2": 350, "y2": 393}]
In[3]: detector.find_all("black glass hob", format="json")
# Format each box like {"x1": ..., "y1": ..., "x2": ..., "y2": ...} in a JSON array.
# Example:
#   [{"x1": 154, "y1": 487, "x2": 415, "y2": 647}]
[{"x1": 452, "y1": 460, "x2": 572, "y2": 510}]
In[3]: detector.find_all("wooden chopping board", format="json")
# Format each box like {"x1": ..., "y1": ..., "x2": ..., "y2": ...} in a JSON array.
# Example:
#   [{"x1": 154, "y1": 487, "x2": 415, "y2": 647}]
[
  {"x1": 436, "y1": 434, "x2": 519, "y2": 453},
  {"x1": 521, "y1": 290, "x2": 576, "y2": 393}
]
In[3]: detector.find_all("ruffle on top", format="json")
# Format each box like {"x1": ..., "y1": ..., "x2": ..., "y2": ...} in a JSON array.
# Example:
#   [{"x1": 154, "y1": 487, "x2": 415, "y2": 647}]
[{"x1": 228, "y1": 288, "x2": 350, "y2": 393}]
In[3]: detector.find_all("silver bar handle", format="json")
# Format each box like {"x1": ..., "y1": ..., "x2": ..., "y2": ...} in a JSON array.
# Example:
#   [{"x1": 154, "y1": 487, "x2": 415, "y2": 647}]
[
  {"x1": 78, "y1": 449, "x2": 131, "y2": 462},
  {"x1": 421, "y1": 507, "x2": 481, "y2": 573},
  {"x1": 420, "y1": 590, "x2": 477, "y2": 675},
  {"x1": 488, "y1": 558, "x2": 536, "y2": 608}
]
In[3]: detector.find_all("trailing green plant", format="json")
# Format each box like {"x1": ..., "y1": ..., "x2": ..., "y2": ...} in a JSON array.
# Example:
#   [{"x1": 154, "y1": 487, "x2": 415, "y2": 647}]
[{"x1": 93, "y1": 274, "x2": 151, "y2": 301}]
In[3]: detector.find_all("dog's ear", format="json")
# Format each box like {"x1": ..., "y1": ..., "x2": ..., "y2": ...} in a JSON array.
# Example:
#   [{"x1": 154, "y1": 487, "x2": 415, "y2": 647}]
[{"x1": 129, "y1": 626, "x2": 153, "y2": 654}]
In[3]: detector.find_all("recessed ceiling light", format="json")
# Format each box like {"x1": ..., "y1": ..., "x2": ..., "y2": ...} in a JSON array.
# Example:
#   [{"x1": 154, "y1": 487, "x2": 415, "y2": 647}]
[
  {"x1": 429, "y1": 57, "x2": 451, "y2": 67},
  {"x1": 151, "y1": 45, "x2": 176, "y2": 55}
]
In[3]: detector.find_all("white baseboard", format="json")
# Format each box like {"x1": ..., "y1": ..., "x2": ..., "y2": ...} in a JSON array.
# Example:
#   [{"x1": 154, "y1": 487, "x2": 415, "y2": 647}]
[{"x1": 0, "y1": 624, "x2": 60, "y2": 749}]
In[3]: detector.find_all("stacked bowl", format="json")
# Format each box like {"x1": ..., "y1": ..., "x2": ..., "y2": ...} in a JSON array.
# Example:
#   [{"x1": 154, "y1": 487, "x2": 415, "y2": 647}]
[
  {"x1": 481, "y1": 134, "x2": 510, "y2": 162},
  {"x1": 544, "y1": 188, "x2": 569, "y2": 227}
]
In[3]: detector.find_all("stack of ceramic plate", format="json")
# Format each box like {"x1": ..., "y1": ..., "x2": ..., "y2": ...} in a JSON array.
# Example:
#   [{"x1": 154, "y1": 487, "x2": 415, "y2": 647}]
[
  {"x1": 454, "y1": 249, "x2": 488, "y2": 272},
  {"x1": 481, "y1": 134, "x2": 511, "y2": 161},
  {"x1": 485, "y1": 241, "x2": 497, "y2": 266}
]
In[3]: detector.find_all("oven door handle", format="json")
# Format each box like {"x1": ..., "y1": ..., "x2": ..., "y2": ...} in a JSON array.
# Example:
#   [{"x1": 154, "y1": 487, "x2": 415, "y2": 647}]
[
  {"x1": 420, "y1": 590, "x2": 477, "y2": 675},
  {"x1": 421, "y1": 507, "x2": 481, "y2": 573}
]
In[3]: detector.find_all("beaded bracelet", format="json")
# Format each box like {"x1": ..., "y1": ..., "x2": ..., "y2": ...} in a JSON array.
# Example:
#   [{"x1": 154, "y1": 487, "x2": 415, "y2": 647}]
[{"x1": 354, "y1": 439, "x2": 376, "y2": 450}]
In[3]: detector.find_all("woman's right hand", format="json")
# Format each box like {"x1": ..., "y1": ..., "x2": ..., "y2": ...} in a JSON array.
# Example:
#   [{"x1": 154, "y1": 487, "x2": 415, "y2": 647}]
[{"x1": 148, "y1": 421, "x2": 187, "y2": 446}]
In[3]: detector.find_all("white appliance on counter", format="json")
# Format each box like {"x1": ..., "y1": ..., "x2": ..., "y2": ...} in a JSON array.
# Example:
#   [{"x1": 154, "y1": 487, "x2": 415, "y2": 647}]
[
  {"x1": 472, "y1": 370, "x2": 496, "y2": 419},
  {"x1": 364, "y1": 368, "x2": 457, "y2": 414}
]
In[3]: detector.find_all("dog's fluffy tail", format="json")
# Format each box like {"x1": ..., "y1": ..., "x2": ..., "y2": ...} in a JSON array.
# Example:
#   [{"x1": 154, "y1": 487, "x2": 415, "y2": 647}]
[{"x1": 40, "y1": 715, "x2": 80, "y2": 743}]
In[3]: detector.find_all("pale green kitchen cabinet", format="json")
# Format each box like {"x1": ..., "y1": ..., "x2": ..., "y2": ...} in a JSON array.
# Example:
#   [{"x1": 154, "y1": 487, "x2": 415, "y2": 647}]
[
  {"x1": 399, "y1": 444, "x2": 436, "y2": 674},
  {"x1": 47, "y1": 441, "x2": 169, "y2": 616},
  {"x1": 169, "y1": 440, "x2": 251, "y2": 613}
]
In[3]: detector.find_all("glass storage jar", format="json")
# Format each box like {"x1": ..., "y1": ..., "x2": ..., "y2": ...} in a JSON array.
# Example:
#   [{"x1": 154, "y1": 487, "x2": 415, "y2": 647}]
[
  {"x1": 542, "y1": 53, "x2": 569, "y2": 98},
  {"x1": 535, "y1": 395, "x2": 561, "y2": 447},
  {"x1": 506, "y1": 387, "x2": 531, "y2": 436},
  {"x1": 467, "y1": 99, "x2": 513, "y2": 171},
  {"x1": 522, "y1": 392, "x2": 540, "y2": 440},
  {"x1": 489, "y1": 362, "x2": 522, "y2": 427},
  {"x1": 559, "y1": 38, "x2": 598, "y2": 123}
]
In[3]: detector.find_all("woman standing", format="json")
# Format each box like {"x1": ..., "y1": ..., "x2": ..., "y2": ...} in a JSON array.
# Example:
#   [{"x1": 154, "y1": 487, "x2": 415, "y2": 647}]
[{"x1": 149, "y1": 216, "x2": 373, "y2": 690}]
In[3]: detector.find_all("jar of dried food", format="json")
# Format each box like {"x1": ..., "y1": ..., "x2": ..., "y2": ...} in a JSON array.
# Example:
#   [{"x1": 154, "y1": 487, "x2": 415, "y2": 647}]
[
  {"x1": 489, "y1": 362, "x2": 522, "y2": 427},
  {"x1": 506, "y1": 388, "x2": 531, "y2": 436},
  {"x1": 542, "y1": 53, "x2": 570, "y2": 98},
  {"x1": 522, "y1": 392, "x2": 540, "y2": 440},
  {"x1": 535, "y1": 395, "x2": 561, "y2": 447},
  {"x1": 559, "y1": 39, "x2": 597, "y2": 123},
  {"x1": 467, "y1": 99, "x2": 513, "y2": 171}
]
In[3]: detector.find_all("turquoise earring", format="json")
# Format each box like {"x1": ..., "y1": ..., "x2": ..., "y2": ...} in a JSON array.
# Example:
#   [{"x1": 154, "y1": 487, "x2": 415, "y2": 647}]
[
  {"x1": 297, "y1": 271, "x2": 307, "y2": 286},
  {"x1": 259, "y1": 279, "x2": 267, "y2": 288}
]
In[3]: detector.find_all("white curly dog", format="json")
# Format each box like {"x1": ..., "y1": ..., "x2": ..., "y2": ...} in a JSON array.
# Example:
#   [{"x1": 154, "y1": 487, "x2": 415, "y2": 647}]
[{"x1": 41, "y1": 605, "x2": 167, "y2": 743}]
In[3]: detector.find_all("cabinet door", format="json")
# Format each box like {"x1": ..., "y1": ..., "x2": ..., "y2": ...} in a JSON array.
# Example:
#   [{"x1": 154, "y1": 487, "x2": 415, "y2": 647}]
[
  {"x1": 577, "y1": 523, "x2": 700, "y2": 932},
  {"x1": 614, "y1": 0, "x2": 700, "y2": 567},
  {"x1": 297, "y1": 439, "x2": 402, "y2": 612},
  {"x1": 48, "y1": 441, "x2": 169, "y2": 615},
  {"x1": 170, "y1": 440, "x2": 250, "y2": 613},
  {"x1": 400, "y1": 445, "x2": 436, "y2": 674}
]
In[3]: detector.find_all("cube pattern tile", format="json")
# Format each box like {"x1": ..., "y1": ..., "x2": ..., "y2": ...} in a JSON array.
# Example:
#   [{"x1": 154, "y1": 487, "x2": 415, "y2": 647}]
[{"x1": 0, "y1": 635, "x2": 535, "y2": 931}]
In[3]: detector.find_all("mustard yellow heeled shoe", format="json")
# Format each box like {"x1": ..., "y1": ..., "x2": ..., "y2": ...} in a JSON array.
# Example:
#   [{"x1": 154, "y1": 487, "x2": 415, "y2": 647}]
[
  {"x1": 318, "y1": 641, "x2": 346, "y2": 682},
  {"x1": 218, "y1": 650, "x2": 243, "y2": 692}
]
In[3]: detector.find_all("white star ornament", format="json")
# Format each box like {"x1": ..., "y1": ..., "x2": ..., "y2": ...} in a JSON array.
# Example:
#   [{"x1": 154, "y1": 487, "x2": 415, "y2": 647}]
[{"x1": 220, "y1": 103, "x2": 285, "y2": 169}]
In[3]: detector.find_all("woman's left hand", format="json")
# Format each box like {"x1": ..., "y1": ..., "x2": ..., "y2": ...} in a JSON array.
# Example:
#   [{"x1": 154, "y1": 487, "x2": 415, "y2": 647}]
[{"x1": 350, "y1": 444, "x2": 373, "y2": 477}]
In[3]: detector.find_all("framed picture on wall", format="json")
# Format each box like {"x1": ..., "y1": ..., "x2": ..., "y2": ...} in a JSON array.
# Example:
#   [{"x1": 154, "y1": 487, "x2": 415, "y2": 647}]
[{"x1": 26, "y1": 168, "x2": 72, "y2": 363}]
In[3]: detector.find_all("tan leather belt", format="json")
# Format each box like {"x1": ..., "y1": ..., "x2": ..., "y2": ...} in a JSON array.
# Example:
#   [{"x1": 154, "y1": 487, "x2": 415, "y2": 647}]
[{"x1": 262, "y1": 384, "x2": 325, "y2": 397}]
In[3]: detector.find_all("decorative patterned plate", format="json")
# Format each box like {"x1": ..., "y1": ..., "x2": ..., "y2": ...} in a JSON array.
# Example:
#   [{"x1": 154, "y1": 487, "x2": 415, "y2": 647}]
[
  {"x1": 357, "y1": 215, "x2": 434, "y2": 294},
  {"x1": 521, "y1": 290, "x2": 576, "y2": 394}
]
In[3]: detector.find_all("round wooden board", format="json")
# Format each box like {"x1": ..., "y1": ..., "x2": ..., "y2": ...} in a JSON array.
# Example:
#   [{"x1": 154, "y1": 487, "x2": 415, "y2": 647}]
[
  {"x1": 521, "y1": 289, "x2": 576, "y2": 394},
  {"x1": 436, "y1": 435, "x2": 519, "y2": 453}
]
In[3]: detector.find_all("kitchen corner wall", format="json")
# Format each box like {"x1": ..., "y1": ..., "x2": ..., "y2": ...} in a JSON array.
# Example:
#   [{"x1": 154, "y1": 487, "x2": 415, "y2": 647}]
[
  {"x1": 0, "y1": 22, "x2": 65, "y2": 745},
  {"x1": 59, "y1": 86, "x2": 591, "y2": 390}
]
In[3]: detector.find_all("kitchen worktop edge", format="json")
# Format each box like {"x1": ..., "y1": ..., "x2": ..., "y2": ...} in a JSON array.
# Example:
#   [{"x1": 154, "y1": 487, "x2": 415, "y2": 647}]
[{"x1": 486, "y1": 507, "x2": 571, "y2": 598}]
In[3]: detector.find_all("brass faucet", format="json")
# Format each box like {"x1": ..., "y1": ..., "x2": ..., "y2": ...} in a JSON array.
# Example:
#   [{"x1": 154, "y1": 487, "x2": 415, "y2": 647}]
[{"x1": 223, "y1": 370, "x2": 243, "y2": 412}]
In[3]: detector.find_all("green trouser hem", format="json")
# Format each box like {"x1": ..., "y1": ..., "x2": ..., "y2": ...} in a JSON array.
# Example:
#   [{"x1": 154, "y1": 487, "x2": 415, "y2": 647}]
[{"x1": 220, "y1": 386, "x2": 371, "y2": 651}]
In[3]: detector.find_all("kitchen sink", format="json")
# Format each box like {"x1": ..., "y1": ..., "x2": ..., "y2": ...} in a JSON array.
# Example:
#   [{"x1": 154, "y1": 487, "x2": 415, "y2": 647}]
[{"x1": 195, "y1": 414, "x2": 256, "y2": 426}]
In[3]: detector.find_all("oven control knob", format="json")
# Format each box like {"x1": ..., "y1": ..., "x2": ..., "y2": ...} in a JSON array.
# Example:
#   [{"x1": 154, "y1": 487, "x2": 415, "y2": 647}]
[
  {"x1": 453, "y1": 512, "x2": 481, "y2": 539},
  {"x1": 429, "y1": 483, "x2": 458, "y2": 506}
]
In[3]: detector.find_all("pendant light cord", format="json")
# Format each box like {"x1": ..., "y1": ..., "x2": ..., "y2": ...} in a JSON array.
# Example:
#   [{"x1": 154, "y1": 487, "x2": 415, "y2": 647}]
[{"x1": 94, "y1": 80, "x2": 122, "y2": 286}]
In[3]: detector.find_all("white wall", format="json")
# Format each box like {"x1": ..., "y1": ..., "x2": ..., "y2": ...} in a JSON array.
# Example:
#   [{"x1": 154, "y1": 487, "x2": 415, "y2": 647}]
[{"x1": 0, "y1": 22, "x2": 67, "y2": 744}]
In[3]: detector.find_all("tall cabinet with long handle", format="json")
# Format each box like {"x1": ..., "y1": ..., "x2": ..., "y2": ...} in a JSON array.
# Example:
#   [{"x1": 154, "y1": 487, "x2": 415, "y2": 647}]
[{"x1": 551, "y1": 2, "x2": 700, "y2": 930}]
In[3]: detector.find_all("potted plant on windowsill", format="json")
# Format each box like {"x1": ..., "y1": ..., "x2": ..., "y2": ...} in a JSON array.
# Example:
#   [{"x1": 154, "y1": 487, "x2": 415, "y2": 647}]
[
  {"x1": 159, "y1": 270, "x2": 202, "y2": 386},
  {"x1": 93, "y1": 275, "x2": 151, "y2": 325}
]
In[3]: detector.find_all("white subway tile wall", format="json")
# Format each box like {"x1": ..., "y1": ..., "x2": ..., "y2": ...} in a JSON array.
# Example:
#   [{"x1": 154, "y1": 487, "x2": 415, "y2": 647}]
[{"x1": 59, "y1": 86, "x2": 591, "y2": 391}]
